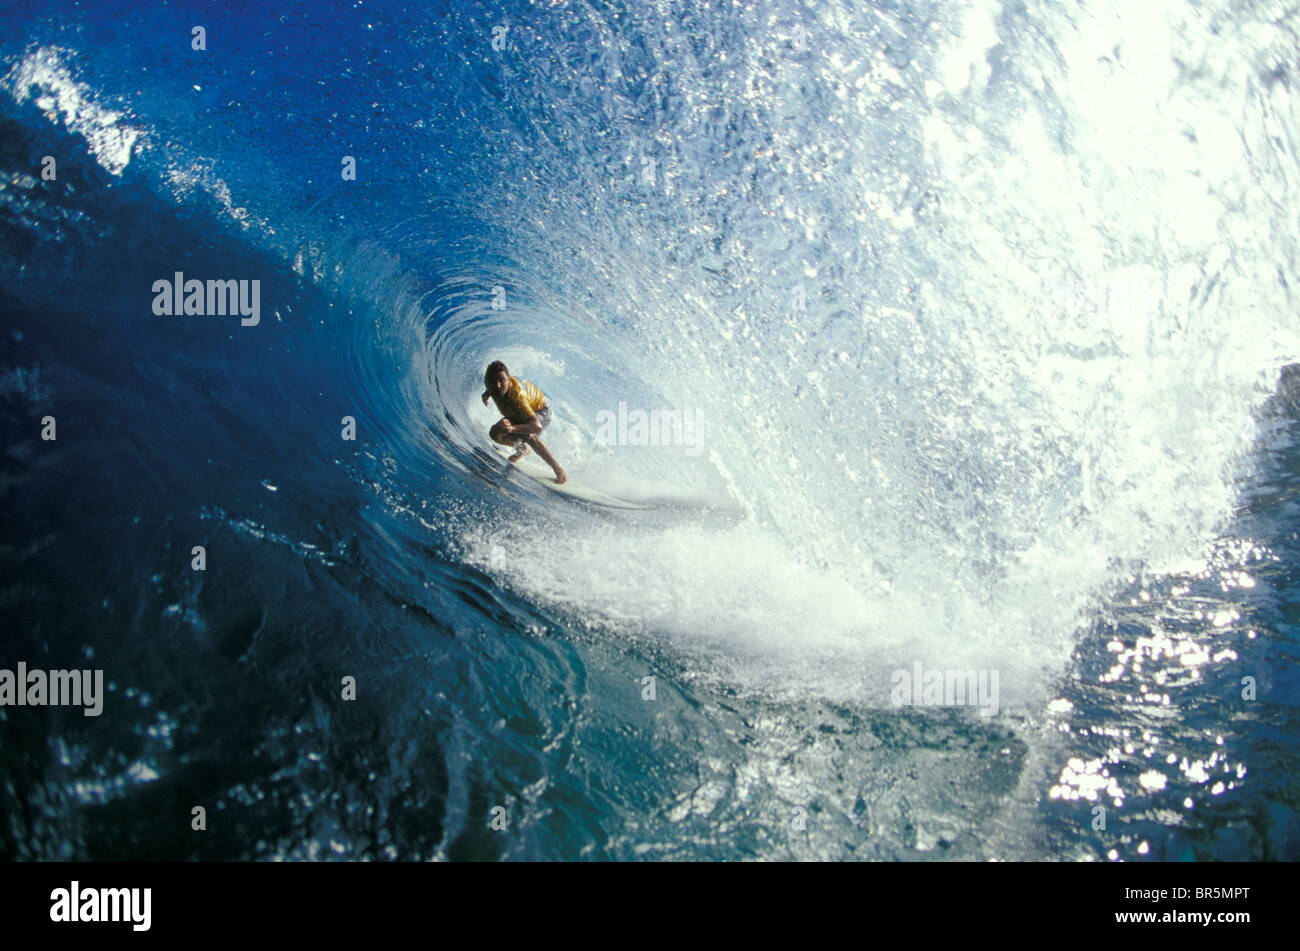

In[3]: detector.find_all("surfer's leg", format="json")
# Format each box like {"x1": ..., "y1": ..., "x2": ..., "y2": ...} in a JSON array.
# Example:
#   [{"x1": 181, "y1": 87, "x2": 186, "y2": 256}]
[
  {"x1": 490, "y1": 421, "x2": 531, "y2": 461},
  {"x1": 525, "y1": 435, "x2": 566, "y2": 484},
  {"x1": 490, "y1": 421, "x2": 520, "y2": 445},
  {"x1": 491, "y1": 421, "x2": 537, "y2": 464},
  {"x1": 522, "y1": 406, "x2": 563, "y2": 481}
]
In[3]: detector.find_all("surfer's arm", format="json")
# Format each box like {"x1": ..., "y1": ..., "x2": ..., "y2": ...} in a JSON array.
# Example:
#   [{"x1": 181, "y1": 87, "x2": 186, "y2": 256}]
[
  {"x1": 498, "y1": 414, "x2": 541, "y2": 435},
  {"x1": 481, "y1": 389, "x2": 491, "y2": 406}
]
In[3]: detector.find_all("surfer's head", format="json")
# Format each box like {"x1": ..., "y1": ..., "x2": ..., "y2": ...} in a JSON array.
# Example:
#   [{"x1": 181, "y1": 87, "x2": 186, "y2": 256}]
[{"x1": 485, "y1": 360, "x2": 511, "y2": 396}]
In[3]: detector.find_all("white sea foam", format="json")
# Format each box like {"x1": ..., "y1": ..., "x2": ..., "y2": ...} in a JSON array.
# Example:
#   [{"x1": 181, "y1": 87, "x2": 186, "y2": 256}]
[
  {"x1": 3, "y1": 46, "x2": 142, "y2": 175},
  {"x1": 444, "y1": 0, "x2": 1298, "y2": 710}
]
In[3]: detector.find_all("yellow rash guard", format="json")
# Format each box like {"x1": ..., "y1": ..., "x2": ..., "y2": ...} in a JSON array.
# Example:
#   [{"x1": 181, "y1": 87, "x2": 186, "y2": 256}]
[{"x1": 492, "y1": 376, "x2": 547, "y2": 423}]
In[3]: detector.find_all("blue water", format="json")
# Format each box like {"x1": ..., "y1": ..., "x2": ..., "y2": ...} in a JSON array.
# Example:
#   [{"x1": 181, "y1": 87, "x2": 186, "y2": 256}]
[{"x1": 1, "y1": 0, "x2": 1297, "y2": 860}]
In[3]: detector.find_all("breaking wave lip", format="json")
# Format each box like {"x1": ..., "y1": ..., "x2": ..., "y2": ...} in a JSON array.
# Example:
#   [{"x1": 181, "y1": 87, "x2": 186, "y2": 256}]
[
  {"x1": 417, "y1": 0, "x2": 1300, "y2": 720},
  {"x1": 4, "y1": 46, "x2": 144, "y2": 175}
]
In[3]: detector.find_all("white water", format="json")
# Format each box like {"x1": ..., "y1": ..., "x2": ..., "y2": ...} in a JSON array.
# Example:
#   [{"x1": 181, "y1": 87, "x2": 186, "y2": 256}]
[{"x1": 435, "y1": 0, "x2": 1299, "y2": 709}]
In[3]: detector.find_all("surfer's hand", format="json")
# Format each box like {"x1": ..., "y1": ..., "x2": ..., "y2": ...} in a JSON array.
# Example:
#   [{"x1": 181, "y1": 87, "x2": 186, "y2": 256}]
[
  {"x1": 481, "y1": 392, "x2": 490, "y2": 406},
  {"x1": 498, "y1": 419, "x2": 514, "y2": 433}
]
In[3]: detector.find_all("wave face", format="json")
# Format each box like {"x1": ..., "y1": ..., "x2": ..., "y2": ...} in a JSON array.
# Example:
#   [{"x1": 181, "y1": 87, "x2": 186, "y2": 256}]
[{"x1": 1, "y1": 0, "x2": 1298, "y2": 860}]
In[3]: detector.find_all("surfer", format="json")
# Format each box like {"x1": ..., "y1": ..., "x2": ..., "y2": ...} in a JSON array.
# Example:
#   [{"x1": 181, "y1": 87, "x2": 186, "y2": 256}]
[{"x1": 482, "y1": 360, "x2": 567, "y2": 484}]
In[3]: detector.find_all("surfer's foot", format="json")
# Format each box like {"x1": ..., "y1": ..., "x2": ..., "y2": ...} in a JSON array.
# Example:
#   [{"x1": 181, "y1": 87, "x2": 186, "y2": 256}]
[
  {"x1": 507, "y1": 445, "x2": 531, "y2": 463},
  {"x1": 554, "y1": 468, "x2": 567, "y2": 485}
]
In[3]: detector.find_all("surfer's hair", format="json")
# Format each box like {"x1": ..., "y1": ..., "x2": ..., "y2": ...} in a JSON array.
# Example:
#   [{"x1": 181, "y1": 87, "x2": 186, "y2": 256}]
[{"x1": 485, "y1": 361, "x2": 509, "y2": 388}]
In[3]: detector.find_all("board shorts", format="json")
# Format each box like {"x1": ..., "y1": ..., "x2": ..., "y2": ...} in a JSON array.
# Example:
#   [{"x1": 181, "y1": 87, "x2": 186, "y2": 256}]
[{"x1": 514, "y1": 404, "x2": 551, "y2": 447}]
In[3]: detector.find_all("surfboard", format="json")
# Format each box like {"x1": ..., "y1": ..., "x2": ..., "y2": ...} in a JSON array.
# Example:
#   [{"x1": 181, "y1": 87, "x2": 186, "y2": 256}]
[{"x1": 494, "y1": 447, "x2": 646, "y2": 509}]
